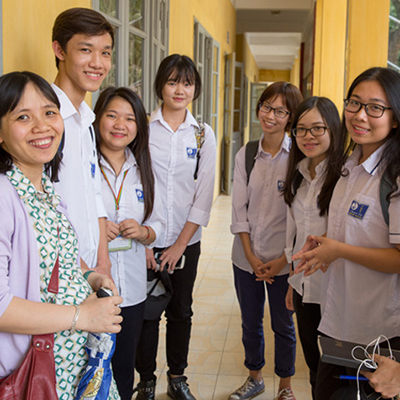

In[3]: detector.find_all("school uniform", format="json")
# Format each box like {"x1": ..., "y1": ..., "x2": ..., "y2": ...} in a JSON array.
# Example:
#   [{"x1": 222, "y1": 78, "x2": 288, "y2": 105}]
[
  {"x1": 52, "y1": 84, "x2": 106, "y2": 268},
  {"x1": 231, "y1": 134, "x2": 296, "y2": 378},
  {"x1": 100, "y1": 149, "x2": 164, "y2": 400},
  {"x1": 315, "y1": 145, "x2": 400, "y2": 400},
  {"x1": 285, "y1": 157, "x2": 328, "y2": 399},
  {"x1": 136, "y1": 107, "x2": 216, "y2": 381}
]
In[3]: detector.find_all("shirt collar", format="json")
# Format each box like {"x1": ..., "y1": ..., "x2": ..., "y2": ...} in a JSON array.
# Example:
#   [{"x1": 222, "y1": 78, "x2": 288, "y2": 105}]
[
  {"x1": 149, "y1": 106, "x2": 199, "y2": 131},
  {"x1": 255, "y1": 133, "x2": 291, "y2": 159},
  {"x1": 298, "y1": 157, "x2": 328, "y2": 182},
  {"x1": 100, "y1": 149, "x2": 137, "y2": 176},
  {"x1": 6, "y1": 165, "x2": 60, "y2": 206},
  {"x1": 347, "y1": 144, "x2": 386, "y2": 175},
  {"x1": 51, "y1": 83, "x2": 95, "y2": 126}
]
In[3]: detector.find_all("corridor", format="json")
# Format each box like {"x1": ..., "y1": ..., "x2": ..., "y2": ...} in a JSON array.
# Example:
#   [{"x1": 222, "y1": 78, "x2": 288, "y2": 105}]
[{"x1": 147, "y1": 194, "x2": 312, "y2": 400}]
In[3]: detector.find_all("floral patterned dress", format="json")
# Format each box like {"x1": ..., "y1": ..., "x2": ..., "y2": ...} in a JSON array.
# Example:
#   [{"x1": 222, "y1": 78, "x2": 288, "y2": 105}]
[{"x1": 6, "y1": 166, "x2": 120, "y2": 400}]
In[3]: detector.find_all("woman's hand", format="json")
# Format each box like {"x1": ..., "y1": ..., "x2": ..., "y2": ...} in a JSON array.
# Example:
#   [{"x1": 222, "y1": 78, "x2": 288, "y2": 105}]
[
  {"x1": 106, "y1": 220, "x2": 120, "y2": 242},
  {"x1": 146, "y1": 247, "x2": 157, "y2": 270},
  {"x1": 119, "y1": 218, "x2": 147, "y2": 241},
  {"x1": 256, "y1": 254, "x2": 287, "y2": 284},
  {"x1": 292, "y1": 235, "x2": 339, "y2": 276},
  {"x1": 362, "y1": 355, "x2": 400, "y2": 398},
  {"x1": 285, "y1": 285, "x2": 294, "y2": 311},
  {"x1": 86, "y1": 272, "x2": 119, "y2": 296},
  {"x1": 78, "y1": 292, "x2": 123, "y2": 334},
  {"x1": 159, "y1": 242, "x2": 186, "y2": 272}
]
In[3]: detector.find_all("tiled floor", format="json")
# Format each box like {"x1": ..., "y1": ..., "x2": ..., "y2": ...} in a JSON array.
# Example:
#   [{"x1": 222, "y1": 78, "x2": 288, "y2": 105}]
[{"x1": 138, "y1": 194, "x2": 312, "y2": 400}]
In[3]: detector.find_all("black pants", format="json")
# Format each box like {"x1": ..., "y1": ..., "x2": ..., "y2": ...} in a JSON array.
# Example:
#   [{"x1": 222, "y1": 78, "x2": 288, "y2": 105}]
[
  {"x1": 293, "y1": 290, "x2": 321, "y2": 400},
  {"x1": 316, "y1": 335, "x2": 400, "y2": 400},
  {"x1": 136, "y1": 241, "x2": 201, "y2": 381},
  {"x1": 112, "y1": 301, "x2": 145, "y2": 400}
]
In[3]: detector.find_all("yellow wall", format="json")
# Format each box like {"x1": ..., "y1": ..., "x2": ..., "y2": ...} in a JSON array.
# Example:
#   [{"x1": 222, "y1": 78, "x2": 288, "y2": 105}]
[
  {"x1": 313, "y1": 0, "x2": 347, "y2": 109},
  {"x1": 345, "y1": 0, "x2": 390, "y2": 90},
  {"x1": 169, "y1": 0, "x2": 236, "y2": 200},
  {"x1": 3, "y1": 0, "x2": 90, "y2": 81},
  {"x1": 236, "y1": 34, "x2": 259, "y2": 144},
  {"x1": 259, "y1": 69, "x2": 290, "y2": 83},
  {"x1": 290, "y1": 50, "x2": 301, "y2": 88}
]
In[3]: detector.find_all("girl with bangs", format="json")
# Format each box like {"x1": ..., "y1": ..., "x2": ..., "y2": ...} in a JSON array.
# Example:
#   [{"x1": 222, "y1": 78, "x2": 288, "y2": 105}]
[
  {"x1": 283, "y1": 97, "x2": 347, "y2": 399},
  {"x1": 135, "y1": 54, "x2": 216, "y2": 400},
  {"x1": 93, "y1": 86, "x2": 165, "y2": 400}
]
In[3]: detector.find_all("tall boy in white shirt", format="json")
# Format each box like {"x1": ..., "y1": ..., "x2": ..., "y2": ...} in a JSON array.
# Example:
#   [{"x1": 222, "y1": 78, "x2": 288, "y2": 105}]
[{"x1": 51, "y1": 7, "x2": 114, "y2": 275}]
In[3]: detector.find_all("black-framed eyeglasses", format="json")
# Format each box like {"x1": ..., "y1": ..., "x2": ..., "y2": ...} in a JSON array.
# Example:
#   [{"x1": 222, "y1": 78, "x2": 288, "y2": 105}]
[
  {"x1": 292, "y1": 126, "x2": 328, "y2": 138},
  {"x1": 258, "y1": 103, "x2": 290, "y2": 119},
  {"x1": 344, "y1": 99, "x2": 392, "y2": 118}
]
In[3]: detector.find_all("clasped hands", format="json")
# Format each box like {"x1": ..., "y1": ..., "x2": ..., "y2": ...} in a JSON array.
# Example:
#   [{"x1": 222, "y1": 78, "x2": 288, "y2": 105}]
[{"x1": 106, "y1": 218, "x2": 145, "y2": 241}]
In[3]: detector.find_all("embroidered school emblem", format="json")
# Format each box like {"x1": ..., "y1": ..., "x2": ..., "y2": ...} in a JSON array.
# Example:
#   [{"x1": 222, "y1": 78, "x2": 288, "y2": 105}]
[
  {"x1": 186, "y1": 147, "x2": 197, "y2": 159},
  {"x1": 348, "y1": 200, "x2": 369, "y2": 220},
  {"x1": 135, "y1": 189, "x2": 144, "y2": 202},
  {"x1": 277, "y1": 180, "x2": 285, "y2": 192}
]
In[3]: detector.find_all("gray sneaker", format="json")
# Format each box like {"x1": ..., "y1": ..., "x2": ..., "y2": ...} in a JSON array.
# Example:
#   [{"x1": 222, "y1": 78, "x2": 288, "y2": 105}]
[{"x1": 228, "y1": 377, "x2": 265, "y2": 400}]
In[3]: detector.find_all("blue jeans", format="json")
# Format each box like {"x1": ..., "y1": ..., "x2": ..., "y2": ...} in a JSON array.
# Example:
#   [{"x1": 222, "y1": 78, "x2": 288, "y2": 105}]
[{"x1": 233, "y1": 264, "x2": 296, "y2": 378}]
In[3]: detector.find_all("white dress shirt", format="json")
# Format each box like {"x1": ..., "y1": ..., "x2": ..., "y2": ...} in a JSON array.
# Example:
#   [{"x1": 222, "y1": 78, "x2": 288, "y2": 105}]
[
  {"x1": 285, "y1": 158, "x2": 327, "y2": 304},
  {"x1": 52, "y1": 84, "x2": 107, "y2": 269},
  {"x1": 319, "y1": 145, "x2": 400, "y2": 344},
  {"x1": 149, "y1": 107, "x2": 216, "y2": 248},
  {"x1": 100, "y1": 150, "x2": 165, "y2": 307},
  {"x1": 231, "y1": 134, "x2": 291, "y2": 275}
]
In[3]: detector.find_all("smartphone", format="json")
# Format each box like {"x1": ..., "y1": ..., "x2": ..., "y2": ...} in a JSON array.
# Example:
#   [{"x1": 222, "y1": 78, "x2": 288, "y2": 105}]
[{"x1": 154, "y1": 252, "x2": 186, "y2": 270}]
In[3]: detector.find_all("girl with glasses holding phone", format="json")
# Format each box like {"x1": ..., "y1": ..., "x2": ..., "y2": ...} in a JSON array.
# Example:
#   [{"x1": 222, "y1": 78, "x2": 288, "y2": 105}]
[
  {"x1": 230, "y1": 82, "x2": 303, "y2": 400},
  {"x1": 292, "y1": 67, "x2": 400, "y2": 400},
  {"x1": 283, "y1": 97, "x2": 347, "y2": 399}
]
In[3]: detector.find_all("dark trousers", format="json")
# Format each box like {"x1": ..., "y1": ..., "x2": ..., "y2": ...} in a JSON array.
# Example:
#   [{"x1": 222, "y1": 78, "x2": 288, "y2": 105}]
[
  {"x1": 293, "y1": 290, "x2": 321, "y2": 400},
  {"x1": 136, "y1": 241, "x2": 201, "y2": 381},
  {"x1": 233, "y1": 265, "x2": 296, "y2": 377},
  {"x1": 112, "y1": 300, "x2": 145, "y2": 400},
  {"x1": 316, "y1": 335, "x2": 400, "y2": 400}
]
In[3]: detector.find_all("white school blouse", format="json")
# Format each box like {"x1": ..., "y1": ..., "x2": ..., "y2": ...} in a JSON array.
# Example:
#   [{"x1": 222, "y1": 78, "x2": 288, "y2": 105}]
[
  {"x1": 149, "y1": 107, "x2": 216, "y2": 248},
  {"x1": 319, "y1": 145, "x2": 400, "y2": 344},
  {"x1": 100, "y1": 150, "x2": 165, "y2": 307},
  {"x1": 231, "y1": 134, "x2": 291, "y2": 275},
  {"x1": 52, "y1": 84, "x2": 107, "y2": 269},
  {"x1": 285, "y1": 158, "x2": 327, "y2": 304}
]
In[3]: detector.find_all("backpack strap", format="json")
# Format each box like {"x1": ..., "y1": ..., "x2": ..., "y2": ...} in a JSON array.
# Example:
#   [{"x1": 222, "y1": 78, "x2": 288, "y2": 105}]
[
  {"x1": 194, "y1": 122, "x2": 206, "y2": 180},
  {"x1": 245, "y1": 140, "x2": 259, "y2": 185},
  {"x1": 380, "y1": 171, "x2": 391, "y2": 226}
]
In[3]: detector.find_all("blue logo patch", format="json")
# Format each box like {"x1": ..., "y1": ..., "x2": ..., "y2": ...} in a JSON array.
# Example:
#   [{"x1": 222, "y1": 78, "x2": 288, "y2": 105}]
[
  {"x1": 348, "y1": 200, "x2": 369, "y2": 220},
  {"x1": 90, "y1": 162, "x2": 96, "y2": 178},
  {"x1": 186, "y1": 147, "x2": 197, "y2": 159},
  {"x1": 277, "y1": 180, "x2": 285, "y2": 192},
  {"x1": 135, "y1": 189, "x2": 144, "y2": 203}
]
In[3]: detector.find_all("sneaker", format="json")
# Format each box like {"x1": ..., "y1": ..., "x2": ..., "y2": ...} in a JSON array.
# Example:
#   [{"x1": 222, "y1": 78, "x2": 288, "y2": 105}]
[
  {"x1": 277, "y1": 387, "x2": 296, "y2": 400},
  {"x1": 133, "y1": 380, "x2": 156, "y2": 400},
  {"x1": 167, "y1": 373, "x2": 196, "y2": 400},
  {"x1": 228, "y1": 376, "x2": 265, "y2": 400}
]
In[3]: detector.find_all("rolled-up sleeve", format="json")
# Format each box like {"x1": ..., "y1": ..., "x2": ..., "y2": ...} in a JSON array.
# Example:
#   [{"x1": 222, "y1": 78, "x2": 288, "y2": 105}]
[
  {"x1": 284, "y1": 205, "x2": 296, "y2": 263},
  {"x1": 187, "y1": 124, "x2": 216, "y2": 227},
  {"x1": 230, "y1": 146, "x2": 250, "y2": 234}
]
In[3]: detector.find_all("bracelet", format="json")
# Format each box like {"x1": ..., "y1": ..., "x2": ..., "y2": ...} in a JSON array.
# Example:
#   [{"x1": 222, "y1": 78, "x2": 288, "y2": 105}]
[
  {"x1": 70, "y1": 305, "x2": 81, "y2": 335},
  {"x1": 83, "y1": 270, "x2": 95, "y2": 281},
  {"x1": 143, "y1": 226, "x2": 150, "y2": 241}
]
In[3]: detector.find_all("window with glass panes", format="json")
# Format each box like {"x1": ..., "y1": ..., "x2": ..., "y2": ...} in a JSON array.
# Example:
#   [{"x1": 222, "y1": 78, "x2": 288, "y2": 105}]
[
  {"x1": 93, "y1": 0, "x2": 168, "y2": 112},
  {"x1": 389, "y1": 0, "x2": 400, "y2": 71}
]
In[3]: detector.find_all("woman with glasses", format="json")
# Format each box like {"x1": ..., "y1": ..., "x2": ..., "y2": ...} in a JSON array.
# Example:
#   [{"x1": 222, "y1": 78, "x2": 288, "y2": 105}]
[
  {"x1": 283, "y1": 97, "x2": 347, "y2": 399},
  {"x1": 292, "y1": 67, "x2": 400, "y2": 400},
  {"x1": 230, "y1": 82, "x2": 303, "y2": 400}
]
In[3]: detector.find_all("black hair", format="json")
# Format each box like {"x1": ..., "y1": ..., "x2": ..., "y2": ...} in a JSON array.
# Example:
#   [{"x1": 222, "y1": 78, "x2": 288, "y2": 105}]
[
  {"x1": 93, "y1": 86, "x2": 154, "y2": 222},
  {"x1": 0, "y1": 71, "x2": 62, "y2": 181},
  {"x1": 52, "y1": 7, "x2": 115, "y2": 68},
  {"x1": 256, "y1": 81, "x2": 303, "y2": 131},
  {"x1": 154, "y1": 54, "x2": 202, "y2": 101},
  {"x1": 283, "y1": 96, "x2": 348, "y2": 216},
  {"x1": 344, "y1": 67, "x2": 400, "y2": 200}
]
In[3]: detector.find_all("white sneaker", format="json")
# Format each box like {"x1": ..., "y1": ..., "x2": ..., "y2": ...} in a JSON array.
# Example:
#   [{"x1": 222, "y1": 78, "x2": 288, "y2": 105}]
[{"x1": 228, "y1": 377, "x2": 265, "y2": 400}]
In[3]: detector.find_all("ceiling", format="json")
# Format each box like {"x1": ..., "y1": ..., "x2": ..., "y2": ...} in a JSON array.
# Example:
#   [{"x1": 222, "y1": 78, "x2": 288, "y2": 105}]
[{"x1": 233, "y1": 0, "x2": 315, "y2": 71}]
